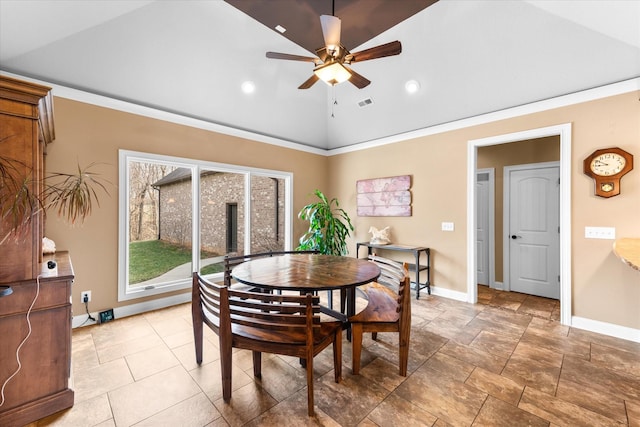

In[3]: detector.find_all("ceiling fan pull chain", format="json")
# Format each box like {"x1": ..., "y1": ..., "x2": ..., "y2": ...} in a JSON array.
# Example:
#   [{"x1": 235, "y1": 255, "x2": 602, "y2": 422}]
[{"x1": 331, "y1": 86, "x2": 337, "y2": 118}]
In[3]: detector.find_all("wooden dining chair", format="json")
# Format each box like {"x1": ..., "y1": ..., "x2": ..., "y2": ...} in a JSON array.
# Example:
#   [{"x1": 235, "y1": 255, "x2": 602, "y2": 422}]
[
  {"x1": 349, "y1": 255, "x2": 411, "y2": 376},
  {"x1": 192, "y1": 272, "x2": 342, "y2": 416}
]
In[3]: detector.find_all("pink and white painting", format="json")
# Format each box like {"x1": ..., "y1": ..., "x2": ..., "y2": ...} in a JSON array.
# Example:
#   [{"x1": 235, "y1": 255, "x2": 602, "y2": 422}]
[{"x1": 356, "y1": 175, "x2": 411, "y2": 216}]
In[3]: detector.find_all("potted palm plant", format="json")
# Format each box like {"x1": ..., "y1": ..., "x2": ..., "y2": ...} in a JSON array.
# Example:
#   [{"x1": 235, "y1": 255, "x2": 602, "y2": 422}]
[
  {"x1": 1, "y1": 151, "x2": 109, "y2": 285},
  {"x1": 297, "y1": 189, "x2": 354, "y2": 256},
  {"x1": 0, "y1": 153, "x2": 108, "y2": 246},
  {"x1": 1, "y1": 142, "x2": 110, "y2": 284}
]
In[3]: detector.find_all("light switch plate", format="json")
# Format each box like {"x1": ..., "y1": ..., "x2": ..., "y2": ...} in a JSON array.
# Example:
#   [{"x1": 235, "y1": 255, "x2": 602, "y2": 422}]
[
  {"x1": 441, "y1": 222, "x2": 454, "y2": 231},
  {"x1": 585, "y1": 226, "x2": 615, "y2": 239}
]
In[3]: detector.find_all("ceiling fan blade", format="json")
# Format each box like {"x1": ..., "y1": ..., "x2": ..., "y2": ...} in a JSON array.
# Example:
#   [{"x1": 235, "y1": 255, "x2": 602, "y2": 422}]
[
  {"x1": 320, "y1": 15, "x2": 341, "y2": 48},
  {"x1": 349, "y1": 41, "x2": 402, "y2": 63},
  {"x1": 298, "y1": 74, "x2": 320, "y2": 89},
  {"x1": 347, "y1": 68, "x2": 371, "y2": 89},
  {"x1": 266, "y1": 52, "x2": 318, "y2": 63}
]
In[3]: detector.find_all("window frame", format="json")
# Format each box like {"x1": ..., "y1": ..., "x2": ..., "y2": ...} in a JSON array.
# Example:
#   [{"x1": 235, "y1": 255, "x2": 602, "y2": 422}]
[{"x1": 118, "y1": 149, "x2": 293, "y2": 302}]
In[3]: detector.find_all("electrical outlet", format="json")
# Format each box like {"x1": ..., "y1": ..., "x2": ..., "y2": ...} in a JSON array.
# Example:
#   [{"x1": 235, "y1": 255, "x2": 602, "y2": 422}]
[
  {"x1": 441, "y1": 222, "x2": 454, "y2": 231},
  {"x1": 585, "y1": 226, "x2": 615, "y2": 240},
  {"x1": 81, "y1": 290, "x2": 91, "y2": 303}
]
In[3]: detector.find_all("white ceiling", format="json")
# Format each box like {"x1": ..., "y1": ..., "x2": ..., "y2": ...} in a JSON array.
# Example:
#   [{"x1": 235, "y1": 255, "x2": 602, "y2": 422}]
[{"x1": 1, "y1": 0, "x2": 639, "y2": 151}]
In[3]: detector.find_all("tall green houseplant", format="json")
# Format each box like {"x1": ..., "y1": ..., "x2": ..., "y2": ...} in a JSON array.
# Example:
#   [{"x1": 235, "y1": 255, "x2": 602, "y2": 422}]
[{"x1": 297, "y1": 189, "x2": 354, "y2": 256}]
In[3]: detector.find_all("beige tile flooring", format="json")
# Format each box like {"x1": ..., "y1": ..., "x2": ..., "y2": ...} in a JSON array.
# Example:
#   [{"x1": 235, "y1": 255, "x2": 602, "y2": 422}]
[{"x1": 34, "y1": 285, "x2": 640, "y2": 426}]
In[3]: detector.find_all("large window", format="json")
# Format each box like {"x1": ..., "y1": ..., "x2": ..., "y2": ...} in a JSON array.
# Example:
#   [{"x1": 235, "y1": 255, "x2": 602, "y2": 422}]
[{"x1": 118, "y1": 150, "x2": 292, "y2": 301}]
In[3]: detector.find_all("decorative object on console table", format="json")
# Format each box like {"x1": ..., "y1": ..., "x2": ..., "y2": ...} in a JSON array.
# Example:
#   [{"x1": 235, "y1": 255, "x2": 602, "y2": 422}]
[
  {"x1": 583, "y1": 147, "x2": 633, "y2": 198},
  {"x1": 368, "y1": 226, "x2": 391, "y2": 245},
  {"x1": 356, "y1": 241, "x2": 431, "y2": 299},
  {"x1": 0, "y1": 252, "x2": 74, "y2": 427},
  {"x1": 356, "y1": 175, "x2": 411, "y2": 216}
]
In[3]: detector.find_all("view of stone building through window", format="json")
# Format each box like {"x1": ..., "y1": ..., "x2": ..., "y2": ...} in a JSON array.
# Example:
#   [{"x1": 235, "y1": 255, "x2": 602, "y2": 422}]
[
  {"x1": 250, "y1": 175, "x2": 286, "y2": 253},
  {"x1": 126, "y1": 160, "x2": 285, "y2": 288}
]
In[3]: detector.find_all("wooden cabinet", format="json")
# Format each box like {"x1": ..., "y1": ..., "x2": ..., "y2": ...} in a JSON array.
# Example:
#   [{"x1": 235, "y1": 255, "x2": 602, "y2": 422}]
[
  {"x1": 0, "y1": 252, "x2": 74, "y2": 427},
  {"x1": 0, "y1": 75, "x2": 54, "y2": 283},
  {"x1": 0, "y1": 77, "x2": 73, "y2": 426}
]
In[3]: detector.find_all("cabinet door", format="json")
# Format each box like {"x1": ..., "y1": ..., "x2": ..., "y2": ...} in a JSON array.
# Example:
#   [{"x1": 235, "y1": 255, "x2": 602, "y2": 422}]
[
  {"x1": 0, "y1": 307, "x2": 71, "y2": 408},
  {"x1": 0, "y1": 277, "x2": 73, "y2": 425},
  {"x1": 0, "y1": 76, "x2": 49, "y2": 283},
  {"x1": 0, "y1": 107, "x2": 42, "y2": 282}
]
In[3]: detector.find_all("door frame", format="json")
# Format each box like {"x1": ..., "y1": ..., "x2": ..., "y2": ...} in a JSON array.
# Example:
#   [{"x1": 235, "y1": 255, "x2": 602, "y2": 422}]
[
  {"x1": 467, "y1": 123, "x2": 572, "y2": 325},
  {"x1": 503, "y1": 161, "x2": 559, "y2": 294},
  {"x1": 476, "y1": 168, "x2": 496, "y2": 288}
]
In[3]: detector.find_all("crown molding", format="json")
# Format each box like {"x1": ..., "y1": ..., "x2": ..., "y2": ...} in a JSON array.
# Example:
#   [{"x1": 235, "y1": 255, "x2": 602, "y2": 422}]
[{"x1": 2, "y1": 71, "x2": 637, "y2": 157}]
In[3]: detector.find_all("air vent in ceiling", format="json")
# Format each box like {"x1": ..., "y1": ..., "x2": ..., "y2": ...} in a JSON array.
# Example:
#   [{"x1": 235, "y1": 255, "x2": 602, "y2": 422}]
[{"x1": 357, "y1": 97, "x2": 374, "y2": 108}]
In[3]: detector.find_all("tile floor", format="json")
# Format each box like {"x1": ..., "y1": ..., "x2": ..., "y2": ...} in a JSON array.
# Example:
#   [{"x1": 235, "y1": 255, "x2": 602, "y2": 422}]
[{"x1": 33, "y1": 285, "x2": 640, "y2": 426}]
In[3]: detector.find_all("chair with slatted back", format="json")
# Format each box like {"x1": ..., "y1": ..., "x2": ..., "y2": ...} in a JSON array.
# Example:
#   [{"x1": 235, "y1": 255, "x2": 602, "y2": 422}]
[
  {"x1": 192, "y1": 271, "x2": 342, "y2": 416},
  {"x1": 349, "y1": 255, "x2": 411, "y2": 376}
]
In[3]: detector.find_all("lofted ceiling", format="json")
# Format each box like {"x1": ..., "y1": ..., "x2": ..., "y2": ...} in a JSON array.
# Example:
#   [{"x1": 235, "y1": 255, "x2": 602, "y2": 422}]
[{"x1": 0, "y1": 0, "x2": 638, "y2": 151}]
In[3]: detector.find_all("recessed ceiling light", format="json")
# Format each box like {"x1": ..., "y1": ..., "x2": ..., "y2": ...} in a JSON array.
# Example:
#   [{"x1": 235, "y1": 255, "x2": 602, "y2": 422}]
[
  {"x1": 241, "y1": 81, "x2": 256, "y2": 94},
  {"x1": 405, "y1": 80, "x2": 420, "y2": 94},
  {"x1": 275, "y1": 25, "x2": 286, "y2": 33}
]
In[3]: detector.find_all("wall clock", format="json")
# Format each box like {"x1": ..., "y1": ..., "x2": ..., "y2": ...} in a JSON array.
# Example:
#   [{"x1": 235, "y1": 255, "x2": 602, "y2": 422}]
[{"x1": 583, "y1": 147, "x2": 633, "y2": 198}]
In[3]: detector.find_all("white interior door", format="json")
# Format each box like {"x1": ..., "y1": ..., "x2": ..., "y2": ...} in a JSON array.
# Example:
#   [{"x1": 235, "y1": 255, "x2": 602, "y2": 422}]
[
  {"x1": 476, "y1": 170, "x2": 491, "y2": 286},
  {"x1": 505, "y1": 163, "x2": 560, "y2": 299}
]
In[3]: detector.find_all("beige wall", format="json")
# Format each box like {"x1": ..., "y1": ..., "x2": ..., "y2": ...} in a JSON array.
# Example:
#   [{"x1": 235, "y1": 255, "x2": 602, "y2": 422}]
[
  {"x1": 44, "y1": 91, "x2": 640, "y2": 332},
  {"x1": 329, "y1": 91, "x2": 640, "y2": 330},
  {"x1": 44, "y1": 98, "x2": 328, "y2": 317},
  {"x1": 477, "y1": 136, "x2": 560, "y2": 282}
]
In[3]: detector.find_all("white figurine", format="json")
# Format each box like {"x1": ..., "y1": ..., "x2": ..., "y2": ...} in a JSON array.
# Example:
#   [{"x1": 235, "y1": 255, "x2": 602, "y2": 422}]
[
  {"x1": 43, "y1": 237, "x2": 56, "y2": 254},
  {"x1": 369, "y1": 226, "x2": 391, "y2": 245}
]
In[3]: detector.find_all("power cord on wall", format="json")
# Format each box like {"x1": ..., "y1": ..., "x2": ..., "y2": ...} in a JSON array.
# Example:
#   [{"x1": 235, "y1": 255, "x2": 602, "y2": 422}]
[
  {"x1": 78, "y1": 294, "x2": 96, "y2": 327},
  {"x1": 0, "y1": 275, "x2": 41, "y2": 408}
]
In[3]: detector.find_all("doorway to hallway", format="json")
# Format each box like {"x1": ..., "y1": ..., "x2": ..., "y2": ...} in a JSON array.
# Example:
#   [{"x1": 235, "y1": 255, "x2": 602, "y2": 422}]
[{"x1": 467, "y1": 123, "x2": 572, "y2": 325}]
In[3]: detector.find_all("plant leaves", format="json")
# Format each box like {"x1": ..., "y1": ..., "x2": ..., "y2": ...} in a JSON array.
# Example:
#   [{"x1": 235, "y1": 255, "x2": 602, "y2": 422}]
[{"x1": 296, "y1": 189, "x2": 353, "y2": 256}]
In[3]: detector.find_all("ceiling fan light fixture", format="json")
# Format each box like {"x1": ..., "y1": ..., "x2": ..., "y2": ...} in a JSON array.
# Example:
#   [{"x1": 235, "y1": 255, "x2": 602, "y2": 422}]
[{"x1": 314, "y1": 61, "x2": 351, "y2": 86}]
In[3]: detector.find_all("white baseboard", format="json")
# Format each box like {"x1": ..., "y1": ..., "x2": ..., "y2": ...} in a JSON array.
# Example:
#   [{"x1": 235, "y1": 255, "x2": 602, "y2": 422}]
[
  {"x1": 72, "y1": 312, "x2": 99, "y2": 328},
  {"x1": 429, "y1": 285, "x2": 468, "y2": 302},
  {"x1": 75, "y1": 285, "x2": 470, "y2": 328},
  {"x1": 73, "y1": 292, "x2": 191, "y2": 329},
  {"x1": 490, "y1": 281, "x2": 504, "y2": 291},
  {"x1": 72, "y1": 290, "x2": 640, "y2": 345},
  {"x1": 571, "y1": 316, "x2": 640, "y2": 344},
  {"x1": 429, "y1": 289, "x2": 640, "y2": 344}
]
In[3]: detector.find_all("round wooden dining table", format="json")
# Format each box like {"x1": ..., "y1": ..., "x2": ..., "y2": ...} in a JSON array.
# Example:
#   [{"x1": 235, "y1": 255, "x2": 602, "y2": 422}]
[{"x1": 231, "y1": 253, "x2": 381, "y2": 333}]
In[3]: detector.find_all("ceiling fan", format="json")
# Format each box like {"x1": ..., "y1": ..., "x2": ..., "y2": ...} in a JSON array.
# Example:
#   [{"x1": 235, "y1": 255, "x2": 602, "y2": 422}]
[{"x1": 266, "y1": 13, "x2": 402, "y2": 89}]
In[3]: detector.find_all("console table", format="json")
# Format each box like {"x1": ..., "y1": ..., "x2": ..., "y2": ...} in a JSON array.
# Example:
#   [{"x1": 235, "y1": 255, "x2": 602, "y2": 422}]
[{"x1": 356, "y1": 242, "x2": 431, "y2": 299}]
